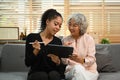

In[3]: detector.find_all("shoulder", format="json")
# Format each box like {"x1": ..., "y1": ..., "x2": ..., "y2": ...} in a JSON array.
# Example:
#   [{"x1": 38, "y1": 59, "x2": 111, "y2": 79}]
[
  {"x1": 27, "y1": 33, "x2": 39, "y2": 38},
  {"x1": 54, "y1": 36, "x2": 61, "y2": 41},
  {"x1": 53, "y1": 36, "x2": 62, "y2": 45},
  {"x1": 82, "y1": 33, "x2": 95, "y2": 44},
  {"x1": 26, "y1": 33, "x2": 40, "y2": 41},
  {"x1": 62, "y1": 35, "x2": 72, "y2": 41},
  {"x1": 83, "y1": 33, "x2": 94, "y2": 40},
  {"x1": 27, "y1": 33, "x2": 39, "y2": 37}
]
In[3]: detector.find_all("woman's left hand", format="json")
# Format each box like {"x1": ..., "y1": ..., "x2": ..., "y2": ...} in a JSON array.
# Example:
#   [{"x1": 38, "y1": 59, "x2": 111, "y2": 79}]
[{"x1": 47, "y1": 54, "x2": 60, "y2": 65}]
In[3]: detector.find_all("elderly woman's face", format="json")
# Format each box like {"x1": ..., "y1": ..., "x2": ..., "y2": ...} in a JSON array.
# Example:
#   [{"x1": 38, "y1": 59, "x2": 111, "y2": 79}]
[{"x1": 68, "y1": 19, "x2": 80, "y2": 37}]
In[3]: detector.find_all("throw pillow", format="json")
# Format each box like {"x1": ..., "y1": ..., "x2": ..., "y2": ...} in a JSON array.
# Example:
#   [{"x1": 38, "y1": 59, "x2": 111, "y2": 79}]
[{"x1": 95, "y1": 44, "x2": 116, "y2": 72}]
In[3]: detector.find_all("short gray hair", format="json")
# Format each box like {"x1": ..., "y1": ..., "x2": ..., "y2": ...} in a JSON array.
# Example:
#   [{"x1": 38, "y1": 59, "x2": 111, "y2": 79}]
[{"x1": 67, "y1": 13, "x2": 88, "y2": 35}]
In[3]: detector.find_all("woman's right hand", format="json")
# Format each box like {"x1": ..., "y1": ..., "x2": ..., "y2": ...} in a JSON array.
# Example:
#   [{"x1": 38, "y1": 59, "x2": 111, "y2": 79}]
[
  {"x1": 32, "y1": 40, "x2": 41, "y2": 55},
  {"x1": 61, "y1": 57, "x2": 79, "y2": 66},
  {"x1": 61, "y1": 58, "x2": 69, "y2": 65},
  {"x1": 69, "y1": 54, "x2": 84, "y2": 64}
]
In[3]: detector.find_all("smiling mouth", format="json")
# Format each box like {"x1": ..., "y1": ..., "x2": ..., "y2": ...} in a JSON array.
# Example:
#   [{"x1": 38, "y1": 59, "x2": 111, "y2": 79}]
[
  {"x1": 54, "y1": 29, "x2": 59, "y2": 32},
  {"x1": 53, "y1": 30, "x2": 58, "y2": 34},
  {"x1": 70, "y1": 30, "x2": 74, "y2": 33}
]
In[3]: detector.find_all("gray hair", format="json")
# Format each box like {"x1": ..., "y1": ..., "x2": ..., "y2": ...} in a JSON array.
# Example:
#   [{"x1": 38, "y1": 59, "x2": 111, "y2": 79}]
[{"x1": 67, "y1": 13, "x2": 88, "y2": 35}]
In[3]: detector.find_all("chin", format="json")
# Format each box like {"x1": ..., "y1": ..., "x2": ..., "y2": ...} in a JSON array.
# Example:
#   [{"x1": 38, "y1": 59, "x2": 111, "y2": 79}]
[
  {"x1": 71, "y1": 34, "x2": 77, "y2": 37},
  {"x1": 71, "y1": 33, "x2": 75, "y2": 35},
  {"x1": 52, "y1": 33, "x2": 56, "y2": 36}
]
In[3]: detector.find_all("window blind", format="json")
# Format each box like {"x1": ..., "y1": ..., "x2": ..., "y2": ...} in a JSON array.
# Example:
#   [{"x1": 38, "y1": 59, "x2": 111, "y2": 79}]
[
  {"x1": 67, "y1": 0, "x2": 120, "y2": 43},
  {"x1": 0, "y1": 0, "x2": 120, "y2": 43}
]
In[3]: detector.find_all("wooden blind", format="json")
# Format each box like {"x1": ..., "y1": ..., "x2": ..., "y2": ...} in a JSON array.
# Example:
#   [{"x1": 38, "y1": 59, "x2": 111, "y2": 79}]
[
  {"x1": 0, "y1": 0, "x2": 120, "y2": 43},
  {"x1": 0, "y1": 0, "x2": 64, "y2": 36},
  {"x1": 67, "y1": 0, "x2": 120, "y2": 43}
]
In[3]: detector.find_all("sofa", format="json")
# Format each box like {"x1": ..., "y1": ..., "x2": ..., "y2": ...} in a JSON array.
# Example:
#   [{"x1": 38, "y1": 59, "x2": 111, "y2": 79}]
[
  {"x1": 0, "y1": 44, "x2": 29, "y2": 80},
  {"x1": 0, "y1": 43, "x2": 120, "y2": 80},
  {"x1": 96, "y1": 44, "x2": 120, "y2": 80}
]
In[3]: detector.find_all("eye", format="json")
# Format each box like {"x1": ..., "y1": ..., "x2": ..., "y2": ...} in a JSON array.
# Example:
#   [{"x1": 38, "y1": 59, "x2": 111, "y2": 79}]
[
  {"x1": 59, "y1": 25, "x2": 61, "y2": 28},
  {"x1": 54, "y1": 22, "x2": 58, "y2": 26},
  {"x1": 54, "y1": 21, "x2": 62, "y2": 29},
  {"x1": 73, "y1": 24, "x2": 78, "y2": 27},
  {"x1": 68, "y1": 23, "x2": 71, "y2": 26}
]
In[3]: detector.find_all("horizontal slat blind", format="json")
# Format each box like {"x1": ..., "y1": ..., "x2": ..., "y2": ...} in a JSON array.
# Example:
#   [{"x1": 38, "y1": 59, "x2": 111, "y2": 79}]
[
  {"x1": 0, "y1": 0, "x2": 120, "y2": 43},
  {"x1": 0, "y1": 0, "x2": 65, "y2": 37},
  {"x1": 0, "y1": 0, "x2": 42, "y2": 36},
  {"x1": 67, "y1": 0, "x2": 120, "y2": 43}
]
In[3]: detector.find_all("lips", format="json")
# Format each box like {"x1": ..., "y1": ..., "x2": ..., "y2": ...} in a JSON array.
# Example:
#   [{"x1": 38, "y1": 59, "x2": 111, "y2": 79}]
[
  {"x1": 53, "y1": 30, "x2": 58, "y2": 34},
  {"x1": 55, "y1": 28, "x2": 60, "y2": 32},
  {"x1": 70, "y1": 30, "x2": 75, "y2": 33}
]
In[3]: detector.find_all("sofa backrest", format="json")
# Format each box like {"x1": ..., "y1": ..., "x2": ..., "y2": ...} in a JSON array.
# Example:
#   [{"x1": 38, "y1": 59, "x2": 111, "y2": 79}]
[
  {"x1": 109, "y1": 44, "x2": 120, "y2": 70},
  {"x1": 0, "y1": 44, "x2": 29, "y2": 72},
  {"x1": 96, "y1": 44, "x2": 120, "y2": 71},
  {"x1": 0, "y1": 43, "x2": 120, "y2": 72}
]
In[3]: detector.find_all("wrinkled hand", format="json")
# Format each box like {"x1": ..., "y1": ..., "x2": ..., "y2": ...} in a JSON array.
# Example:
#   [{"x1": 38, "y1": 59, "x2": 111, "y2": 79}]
[
  {"x1": 69, "y1": 54, "x2": 84, "y2": 64},
  {"x1": 63, "y1": 41, "x2": 72, "y2": 46},
  {"x1": 47, "y1": 54, "x2": 60, "y2": 65},
  {"x1": 61, "y1": 58, "x2": 69, "y2": 65}
]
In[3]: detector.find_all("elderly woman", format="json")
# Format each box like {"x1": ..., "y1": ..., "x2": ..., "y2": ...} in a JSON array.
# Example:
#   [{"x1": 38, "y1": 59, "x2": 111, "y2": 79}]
[{"x1": 62, "y1": 13, "x2": 99, "y2": 80}]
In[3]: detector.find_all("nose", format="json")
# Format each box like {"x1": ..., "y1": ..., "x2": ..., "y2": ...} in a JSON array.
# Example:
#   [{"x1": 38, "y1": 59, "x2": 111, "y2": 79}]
[
  {"x1": 69, "y1": 25, "x2": 74, "y2": 29},
  {"x1": 56, "y1": 25, "x2": 60, "y2": 31}
]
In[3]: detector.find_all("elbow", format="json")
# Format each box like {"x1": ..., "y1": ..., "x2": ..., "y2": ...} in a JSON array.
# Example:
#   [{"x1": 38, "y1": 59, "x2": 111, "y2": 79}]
[{"x1": 25, "y1": 59, "x2": 30, "y2": 67}]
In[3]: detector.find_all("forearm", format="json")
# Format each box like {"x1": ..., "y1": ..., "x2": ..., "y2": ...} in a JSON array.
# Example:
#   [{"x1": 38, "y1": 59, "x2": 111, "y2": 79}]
[
  {"x1": 84, "y1": 55, "x2": 96, "y2": 67},
  {"x1": 25, "y1": 46, "x2": 40, "y2": 67}
]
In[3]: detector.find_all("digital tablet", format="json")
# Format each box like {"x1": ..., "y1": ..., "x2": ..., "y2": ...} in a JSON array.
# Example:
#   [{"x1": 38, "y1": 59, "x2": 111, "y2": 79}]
[{"x1": 46, "y1": 44, "x2": 73, "y2": 58}]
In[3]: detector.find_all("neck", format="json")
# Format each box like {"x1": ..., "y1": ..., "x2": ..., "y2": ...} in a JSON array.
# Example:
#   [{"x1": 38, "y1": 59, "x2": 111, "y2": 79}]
[
  {"x1": 72, "y1": 34, "x2": 81, "y2": 40},
  {"x1": 40, "y1": 30, "x2": 53, "y2": 39}
]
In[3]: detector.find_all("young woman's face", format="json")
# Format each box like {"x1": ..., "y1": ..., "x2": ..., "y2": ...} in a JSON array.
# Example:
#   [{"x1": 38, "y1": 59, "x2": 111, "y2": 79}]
[
  {"x1": 68, "y1": 19, "x2": 80, "y2": 37},
  {"x1": 46, "y1": 16, "x2": 62, "y2": 35}
]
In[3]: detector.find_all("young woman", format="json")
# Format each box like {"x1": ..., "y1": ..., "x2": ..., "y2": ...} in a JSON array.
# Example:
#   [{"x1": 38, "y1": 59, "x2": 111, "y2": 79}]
[
  {"x1": 62, "y1": 13, "x2": 99, "y2": 80},
  {"x1": 25, "y1": 9, "x2": 65, "y2": 80}
]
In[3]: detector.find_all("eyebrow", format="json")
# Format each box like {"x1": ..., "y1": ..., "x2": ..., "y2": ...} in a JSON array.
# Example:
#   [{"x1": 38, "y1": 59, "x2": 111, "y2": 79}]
[{"x1": 54, "y1": 21, "x2": 62, "y2": 25}]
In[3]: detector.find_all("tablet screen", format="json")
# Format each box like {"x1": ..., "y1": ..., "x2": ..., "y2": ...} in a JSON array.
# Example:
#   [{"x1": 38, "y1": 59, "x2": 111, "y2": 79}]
[{"x1": 46, "y1": 44, "x2": 73, "y2": 58}]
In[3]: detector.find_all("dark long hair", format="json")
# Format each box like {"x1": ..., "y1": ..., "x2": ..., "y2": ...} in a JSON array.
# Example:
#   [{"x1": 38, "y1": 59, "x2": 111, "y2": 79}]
[{"x1": 40, "y1": 9, "x2": 63, "y2": 32}]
